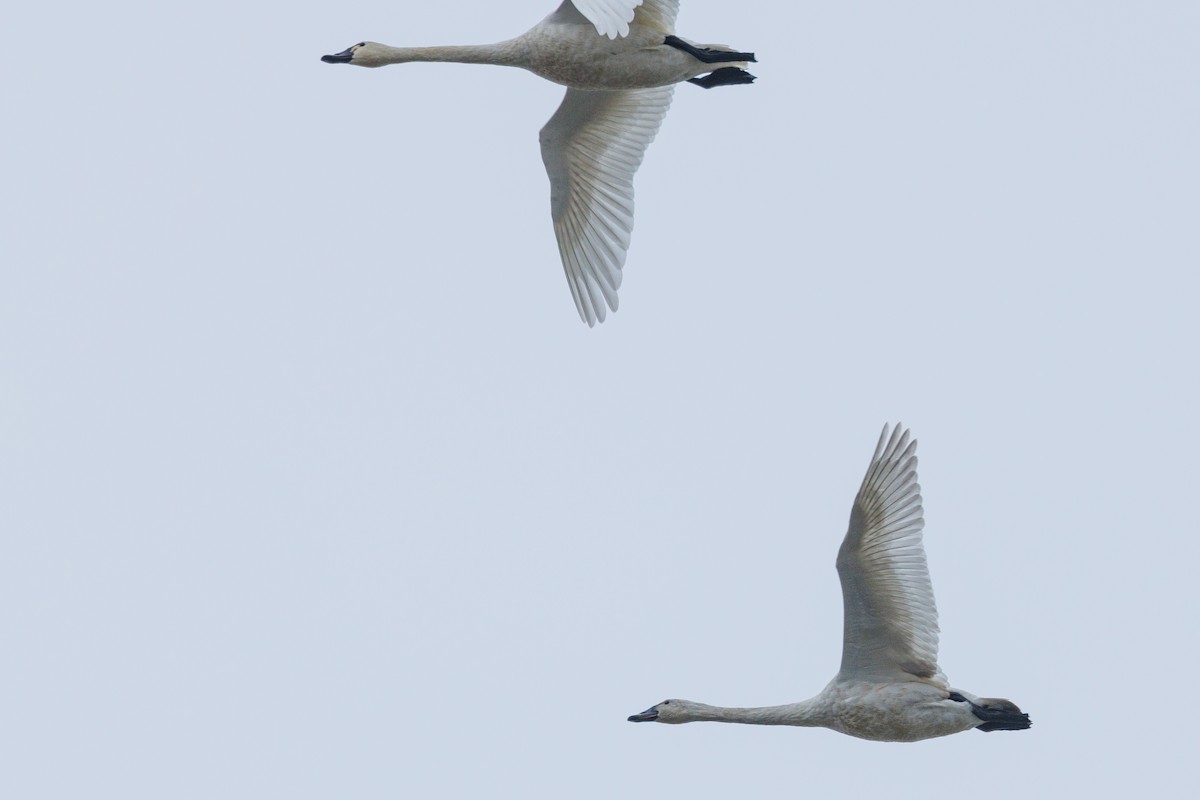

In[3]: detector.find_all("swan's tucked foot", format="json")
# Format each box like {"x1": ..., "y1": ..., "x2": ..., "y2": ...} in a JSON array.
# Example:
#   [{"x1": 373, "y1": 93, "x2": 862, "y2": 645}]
[
  {"x1": 949, "y1": 692, "x2": 1032, "y2": 732},
  {"x1": 687, "y1": 68, "x2": 757, "y2": 89},
  {"x1": 663, "y1": 35, "x2": 757, "y2": 65}
]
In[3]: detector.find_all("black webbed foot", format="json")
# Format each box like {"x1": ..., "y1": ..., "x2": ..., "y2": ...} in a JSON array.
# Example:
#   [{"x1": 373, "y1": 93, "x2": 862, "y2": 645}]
[
  {"x1": 665, "y1": 35, "x2": 757, "y2": 65},
  {"x1": 687, "y1": 67, "x2": 756, "y2": 89},
  {"x1": 949, "y1": 691, "x2": 1032, "y2": 732}
]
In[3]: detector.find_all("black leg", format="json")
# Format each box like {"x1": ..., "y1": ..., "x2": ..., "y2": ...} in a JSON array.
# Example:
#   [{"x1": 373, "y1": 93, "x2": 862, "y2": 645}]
[{"x1": 665, "y1": 35, "x2": 757, "y2": 65}]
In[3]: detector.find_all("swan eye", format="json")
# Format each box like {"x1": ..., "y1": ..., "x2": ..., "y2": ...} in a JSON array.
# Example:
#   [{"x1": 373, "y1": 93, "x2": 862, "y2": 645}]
[{"x1": 662, "y1": 700, "x2": 670, "y2": 705}]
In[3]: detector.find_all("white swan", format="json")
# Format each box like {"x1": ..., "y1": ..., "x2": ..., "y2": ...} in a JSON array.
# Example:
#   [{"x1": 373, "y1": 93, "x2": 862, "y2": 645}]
[
  {"x1": 628, "y1": 425, "x2": 1032, "y2": 742},
  {"x1": 321, "y1": 1, "x2": 755, "y2": 326}
]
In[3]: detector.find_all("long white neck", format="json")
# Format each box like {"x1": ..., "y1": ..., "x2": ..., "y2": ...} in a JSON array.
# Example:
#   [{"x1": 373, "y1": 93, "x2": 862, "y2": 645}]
[
  {"x1": 370, "y1": 41, "x2": 525, "y2": 68},
  {"x1": 679, "y1": 699, "x2": 828, "y2": 727}
]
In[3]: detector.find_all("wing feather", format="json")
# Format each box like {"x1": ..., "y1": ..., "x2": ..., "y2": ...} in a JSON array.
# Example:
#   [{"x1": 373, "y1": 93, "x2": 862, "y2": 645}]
[
  {"x1": 836, "y1": 425, "x2": 941, "y2": 682},
  {"x1": 539, "y1": 86, "x2": 674, "y2": 325},
  {"x1": 560, "y1": 1, "x2": 681, "y2": 38}
]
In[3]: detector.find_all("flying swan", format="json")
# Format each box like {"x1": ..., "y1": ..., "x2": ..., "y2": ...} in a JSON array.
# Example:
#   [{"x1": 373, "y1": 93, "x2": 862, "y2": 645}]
[
  {"x1": 321, "y1": 1, "x2": 755, "y2": 326},
  {"x1": 628, "y1": 425, "x2": 1032, "y2": 742}
]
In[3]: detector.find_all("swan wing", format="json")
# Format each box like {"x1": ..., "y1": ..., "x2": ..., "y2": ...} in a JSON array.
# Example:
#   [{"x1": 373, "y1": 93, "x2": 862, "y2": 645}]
[
  {"x1": 539, "y1": 86, "x2": 673, "y2": 326},
  {"x1": 835, "y1": 425, "x2": 941, "y2": 682},
  {"x1": 560, "y1": 1, "x2": 680, "y2": 38},
  {"x1": 631, "y1": 1, "x2": 680, "y2": 33}
]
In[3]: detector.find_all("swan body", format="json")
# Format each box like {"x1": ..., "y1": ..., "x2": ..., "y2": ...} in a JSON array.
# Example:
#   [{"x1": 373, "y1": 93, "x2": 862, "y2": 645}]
[
  {"x1": 627, "y1": 425, "x2": 1032, "y2": 743},
  {"x1": 321, "y1": 1, "x2": 756, "y2": 326}
]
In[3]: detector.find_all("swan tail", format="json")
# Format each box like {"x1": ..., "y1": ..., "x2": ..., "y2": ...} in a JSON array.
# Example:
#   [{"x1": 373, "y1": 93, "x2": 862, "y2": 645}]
[{"x1": 971, "y1": 698, "x2": 1032, "y2": 732}]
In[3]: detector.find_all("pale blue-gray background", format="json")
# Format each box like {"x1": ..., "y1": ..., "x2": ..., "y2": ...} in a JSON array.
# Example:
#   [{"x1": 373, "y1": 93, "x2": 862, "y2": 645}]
[{"x1": 2, "y1": 1, "x2": 1197, "y2": 797}]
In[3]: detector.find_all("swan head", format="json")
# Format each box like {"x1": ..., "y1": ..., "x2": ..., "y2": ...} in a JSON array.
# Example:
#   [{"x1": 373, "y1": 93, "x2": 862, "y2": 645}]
[
  {"x1": 320, "y1": 42, "x2": 389, "y2": 68},
  {"x1": 627, "y1": 699, "x2": 699, "y2": 724}
]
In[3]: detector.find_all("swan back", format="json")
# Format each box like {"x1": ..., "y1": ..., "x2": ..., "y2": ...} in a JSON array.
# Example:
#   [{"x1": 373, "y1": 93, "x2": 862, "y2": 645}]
[{"x1": 836, "y1": 425, "x2": 940, "y2": 682}]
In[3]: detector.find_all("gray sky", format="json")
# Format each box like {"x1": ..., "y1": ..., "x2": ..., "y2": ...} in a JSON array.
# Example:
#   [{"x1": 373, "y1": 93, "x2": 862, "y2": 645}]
[{"x1": 2, "y1": 1, "x2": 1197, "y2": 797}]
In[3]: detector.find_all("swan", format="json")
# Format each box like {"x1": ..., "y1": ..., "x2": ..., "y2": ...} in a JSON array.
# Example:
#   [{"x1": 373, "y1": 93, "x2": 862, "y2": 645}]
[
  {"x1": 321, "y1": 1, "x2": 755, "y2": 326},
  {"x1": 628, "y1": 425, "x2": 1032, "y2": 742}
]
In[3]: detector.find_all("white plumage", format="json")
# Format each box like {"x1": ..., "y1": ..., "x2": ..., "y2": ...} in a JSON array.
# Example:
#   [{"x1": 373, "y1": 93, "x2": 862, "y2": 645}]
[
  {"x1": 322, "y1": 1, "x2": 754, "y2": 326},
  {"x1": 572, "y1": 0, "x2": 680, "y2": 36},
  {"x1": 540, "y1": 86, "x2": 674, "y2": 320},
  {"x1": 837, "y1": 425, "x2": 940, "y2": 683},
  {"x1": 627, "y1": 425, "x2": 1032, "y2": 742}
]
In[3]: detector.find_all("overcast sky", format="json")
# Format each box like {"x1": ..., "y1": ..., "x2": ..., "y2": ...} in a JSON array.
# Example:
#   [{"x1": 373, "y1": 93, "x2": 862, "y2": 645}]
[{"x1": 2, "y1": 1, "x2": 1198, "y2": 797}]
